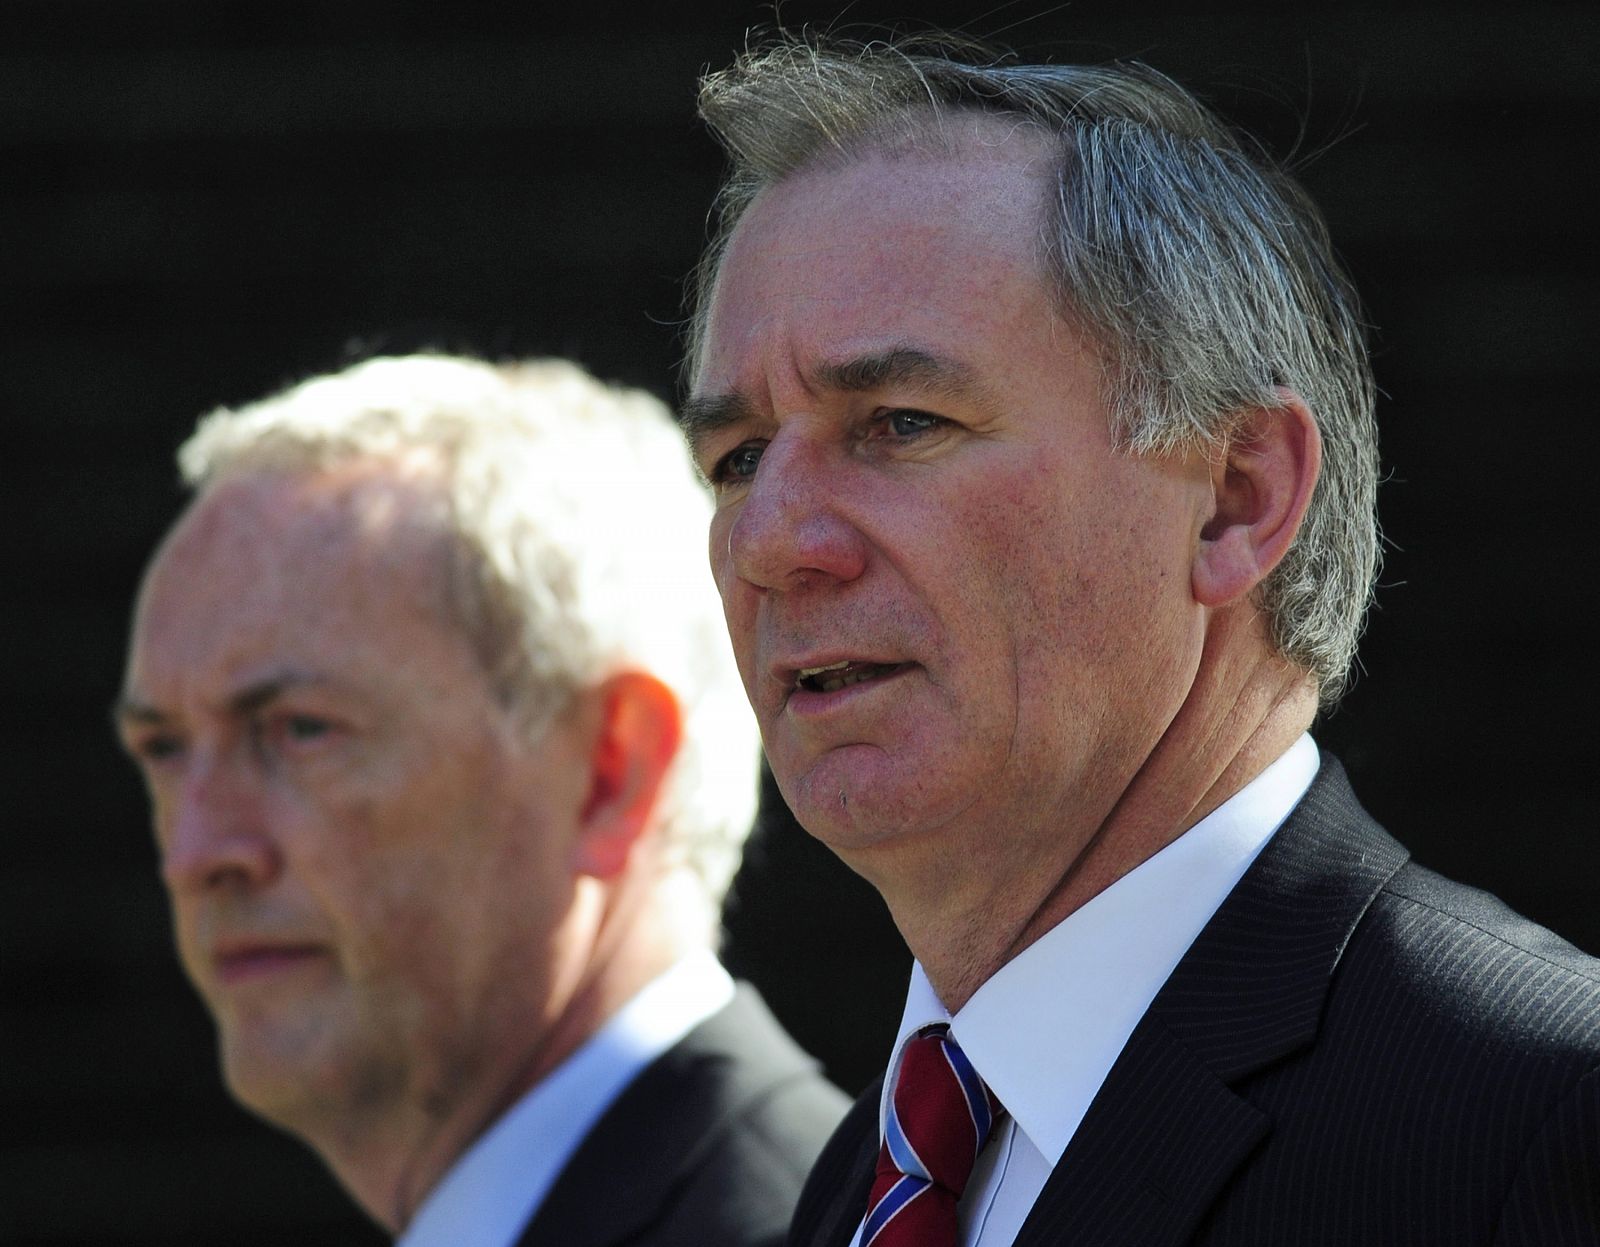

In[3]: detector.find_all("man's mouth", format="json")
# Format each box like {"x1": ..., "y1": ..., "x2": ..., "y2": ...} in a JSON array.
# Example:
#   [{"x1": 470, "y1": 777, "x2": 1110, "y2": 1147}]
[
  {"x1": 213, "y1": 942, "x2": 325, "y2": 985},
  {"x1": 794, "y1": 660, "x2": 908, "y2": 694}
]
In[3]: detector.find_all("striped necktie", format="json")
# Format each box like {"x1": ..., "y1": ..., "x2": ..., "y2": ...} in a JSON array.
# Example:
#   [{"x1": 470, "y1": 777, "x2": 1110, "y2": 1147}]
[{"x1": 862, "y1": 1025, "x2": 1004, "y2": 1247}]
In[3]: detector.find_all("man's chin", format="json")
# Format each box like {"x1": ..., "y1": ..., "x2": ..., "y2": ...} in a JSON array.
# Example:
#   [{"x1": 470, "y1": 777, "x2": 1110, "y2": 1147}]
[
  {"x1": 781, "y1": 762, "x2": 929, "y2": 855},
  {"x1": 218, "y1": 1022, "x2": 363, "y2": 1127}
]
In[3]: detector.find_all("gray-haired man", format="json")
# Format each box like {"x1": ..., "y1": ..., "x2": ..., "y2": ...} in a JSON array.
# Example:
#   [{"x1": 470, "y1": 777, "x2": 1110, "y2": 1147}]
[{"x1": 681, "y1": 36, "x2": 1600, "y2": 1246}]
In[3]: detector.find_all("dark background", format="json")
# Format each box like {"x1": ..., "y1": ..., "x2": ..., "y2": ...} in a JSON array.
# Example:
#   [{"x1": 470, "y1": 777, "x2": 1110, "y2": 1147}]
[{"x1": 5, "y1": 2, "x2": 1598, "y2": 1243}]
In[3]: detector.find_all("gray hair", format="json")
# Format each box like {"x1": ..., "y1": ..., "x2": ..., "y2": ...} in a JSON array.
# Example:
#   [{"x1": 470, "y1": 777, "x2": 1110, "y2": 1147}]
[
  {"x1": 179, "y1": 354, "x2": 760, "y2": 908},
  {"x1": 686, "y1": 36, "x2": 1379, "y2": 704}
]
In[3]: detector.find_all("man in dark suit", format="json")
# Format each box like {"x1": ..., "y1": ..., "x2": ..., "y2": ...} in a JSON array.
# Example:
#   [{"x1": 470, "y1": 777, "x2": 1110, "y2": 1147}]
[
  {"x1": 678, "y1": 34, "x2": 1600, "y2": 1245},
  {"x1": 115, "y1": 354, "x2": 847, "y2": 1245}
]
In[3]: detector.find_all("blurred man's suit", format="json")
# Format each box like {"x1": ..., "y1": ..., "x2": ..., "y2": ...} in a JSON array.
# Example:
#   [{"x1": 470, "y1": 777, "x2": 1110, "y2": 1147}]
[{"x1": 520, "y1": 987, "x2": 847, "y2": 1247}]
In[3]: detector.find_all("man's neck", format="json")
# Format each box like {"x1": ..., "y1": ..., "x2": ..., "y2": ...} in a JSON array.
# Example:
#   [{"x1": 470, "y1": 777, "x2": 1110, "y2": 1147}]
[
  {"x1": 872, "y1": 646, "x2": 1319, "y2": 1014},
  {"x1": 309, "y1": 883, "x2": 709, "y2": 1232}
]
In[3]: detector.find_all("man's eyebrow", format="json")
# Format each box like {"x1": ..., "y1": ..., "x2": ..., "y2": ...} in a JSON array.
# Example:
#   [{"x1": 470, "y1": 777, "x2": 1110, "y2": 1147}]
[
  {"x1": 678, "y1": 391, "x2": 759, "y2": 459},
  {"x1": 680, "y1": 346, "x2": 983, "y2": 456},
  {"x1": 813, "y1": 346, "x2": 981, "y2": 399},
  {"x1": 111, "y1": 671, "x2": 330, "y2": 730},
  {"x1": 111, "y1": 696, "x2": 166, "y2": 729},
  {"x1": 228, "y1": 675, "x2": 315, "y2": 717}
]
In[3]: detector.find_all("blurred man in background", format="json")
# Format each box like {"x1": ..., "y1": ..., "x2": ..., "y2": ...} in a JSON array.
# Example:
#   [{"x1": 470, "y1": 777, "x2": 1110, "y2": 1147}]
[{"x1": 115, "y1": 354, "x2": 846, "y2": 1246}]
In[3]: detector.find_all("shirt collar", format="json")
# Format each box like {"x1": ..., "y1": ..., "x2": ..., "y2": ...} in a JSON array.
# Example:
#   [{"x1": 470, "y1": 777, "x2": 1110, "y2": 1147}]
[
  {"x1": 881, "y1": 734, "x2": 1319, "y2": 1165},
  {"x1": 399, "y1": 950, "x2": 735, "y2": 1247}
]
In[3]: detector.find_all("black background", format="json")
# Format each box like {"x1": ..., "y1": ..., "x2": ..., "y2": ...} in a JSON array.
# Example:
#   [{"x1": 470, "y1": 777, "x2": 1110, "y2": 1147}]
[{"x1": 5, "y1": 2, "x2": 1598, "y2": 1243}]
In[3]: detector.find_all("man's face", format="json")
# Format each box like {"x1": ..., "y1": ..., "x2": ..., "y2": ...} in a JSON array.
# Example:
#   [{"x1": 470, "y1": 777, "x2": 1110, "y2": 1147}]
[
  {"x1": 118, "y1": 467, "x2": 591, "y2": 1130},
  {"x1": 688, "y1": 123, "x2": 1215, "y2": 876}
]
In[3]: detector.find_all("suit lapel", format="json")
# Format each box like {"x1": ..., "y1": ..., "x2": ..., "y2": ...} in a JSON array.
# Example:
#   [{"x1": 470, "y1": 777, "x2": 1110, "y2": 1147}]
[
  {"x1": 1012, "y1": 1018, "x2": 1267, "y2": 1246},
  {"x1": 1014, "y1": 758, "x2": 1409, "y2": 1246},
  {"x1": 806, "y1": 1153, "x2": 875, "y2": 1247},
  {"x1": 518, "y1": 987, "x2": 810, "y2": 1247}
]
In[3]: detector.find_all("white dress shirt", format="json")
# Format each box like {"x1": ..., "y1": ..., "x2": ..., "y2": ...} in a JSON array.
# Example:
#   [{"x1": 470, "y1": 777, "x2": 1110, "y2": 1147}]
[
  {"x1": 851, "y1": 734, "x2": 1320, "y2": 1247},
  {"x1": 399, "y1": 950, "x2": 736, "y2": 1247}
]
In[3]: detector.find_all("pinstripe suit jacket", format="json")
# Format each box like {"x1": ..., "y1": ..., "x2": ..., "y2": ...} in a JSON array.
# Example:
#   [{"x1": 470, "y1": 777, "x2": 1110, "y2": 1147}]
[{"x1": 788, "y1": 758, "x2": 1600, "y2": 1246}]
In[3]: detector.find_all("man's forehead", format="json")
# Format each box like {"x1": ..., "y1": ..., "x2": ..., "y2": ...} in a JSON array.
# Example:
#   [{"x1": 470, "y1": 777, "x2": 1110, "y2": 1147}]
[
  {"x1": 694, "y1": 146, "x2": 1062, "y2": 415},
  {"x1": 714, "y1": 122, "x2": 1053, "y2": 287},
  {"x1": 158, "y1": 464, "x2": 453, "y2": 584},
  {"x1": 749, "y1": 125, "x2": 1050, "y2": 232},
  {"x1": 690, "y1": 107, "x2": 1061, "y2": 388},
  {"x1": 132, "y1": 468, "x2": 458, "y2": 678}
]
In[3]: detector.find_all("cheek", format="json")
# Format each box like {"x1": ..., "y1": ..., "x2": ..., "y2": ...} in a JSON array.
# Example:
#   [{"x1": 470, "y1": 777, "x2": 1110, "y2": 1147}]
[
  {"x1": 712, "y1": 540, "x2": 741, "y2": 609},
  {"x1": 283, "y1": 788, "x2": 420, "y2": 952},
  {"x1": 950, "y1": 477, "x2": 1073, "y2": 638},
  {"x1": 707, "y1": 511, "x2": 728, "y2": 574},
  {"x1": 957, "y1": 472, "x2": 1189, "y2": 692},
  {"x1": 169, "y1": 900, "x2": 211, "y2": 990},
  {"x1": 709, "y1": 528, "x2": 759, "y2": 675},
  {"x1": 708, "y1": 510, "x2": 739, "y2": 596}
]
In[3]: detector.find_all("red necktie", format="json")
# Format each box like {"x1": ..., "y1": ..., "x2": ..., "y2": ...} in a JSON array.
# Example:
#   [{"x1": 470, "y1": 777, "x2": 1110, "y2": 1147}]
[{"x1": 862, "y1": 1025, "x2": 1004, "y2": 1246}]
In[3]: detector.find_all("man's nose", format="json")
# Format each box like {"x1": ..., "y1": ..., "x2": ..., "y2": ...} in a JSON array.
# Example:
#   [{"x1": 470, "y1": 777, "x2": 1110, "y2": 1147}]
[
  {"x1": 726, "y1": 434, "x2": 868, "y2": 591},
  {"x1": 158, "y1": 753, "x2": 281, "y2": 896}
]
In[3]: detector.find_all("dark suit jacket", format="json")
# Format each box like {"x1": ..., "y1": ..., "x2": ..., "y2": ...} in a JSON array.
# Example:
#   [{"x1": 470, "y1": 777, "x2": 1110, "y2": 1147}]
[
  {"x1": 517, "y1": 984, "x2": 849, "y2": 1247},
  {"x1": 789, "y1": 758, "x2": 1600, "y2": 1246}
]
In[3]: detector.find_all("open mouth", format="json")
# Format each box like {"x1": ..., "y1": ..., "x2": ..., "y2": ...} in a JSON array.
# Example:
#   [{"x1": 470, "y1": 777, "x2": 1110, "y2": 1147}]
[{"x1": 795, "y1": 660, "x2": 908, "y2": 694}]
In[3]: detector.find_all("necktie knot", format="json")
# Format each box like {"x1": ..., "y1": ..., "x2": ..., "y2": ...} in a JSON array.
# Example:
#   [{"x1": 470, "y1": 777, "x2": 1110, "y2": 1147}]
[{"x1": 863, "y1": 1026, "x2": 1004, "y2": 1246}]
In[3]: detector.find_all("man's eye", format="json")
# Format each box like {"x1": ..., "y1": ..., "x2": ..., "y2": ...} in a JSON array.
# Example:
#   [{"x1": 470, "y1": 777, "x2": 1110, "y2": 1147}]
[
  {"x1": 714, "y1": 442, "x2": 766, "y2": 483},
  {"x1": 135, "y1": 734, "x2": 184, "y2": 764},
  {"x1": 282, "y1": 715, "x2": 333, "y2": 743},
  {"x1": 882, "y1": 409, "x2": 943, "y2": 437}
]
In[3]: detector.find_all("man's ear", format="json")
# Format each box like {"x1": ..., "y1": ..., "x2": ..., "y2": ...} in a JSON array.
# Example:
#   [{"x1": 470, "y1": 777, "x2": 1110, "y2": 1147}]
[
  {"x1": 572, "y1": 671, "x2": 684, "y2": 881},
  {"x1": 1193, "y1": 389, "x2": 1322, "y2": 608}
]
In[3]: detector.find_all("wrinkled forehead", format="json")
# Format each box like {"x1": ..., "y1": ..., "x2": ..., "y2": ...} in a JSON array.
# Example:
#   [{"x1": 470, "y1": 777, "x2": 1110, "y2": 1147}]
[
  {"x1": 693, "y1": 111, "x2": 1060, "y2": 382},
  {"x1": 695, "y1": 119, "x2": 1062, "y2": 382},
  {"x1": 732, "y1": 107, "x2": 1059, "y2": 239}
]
